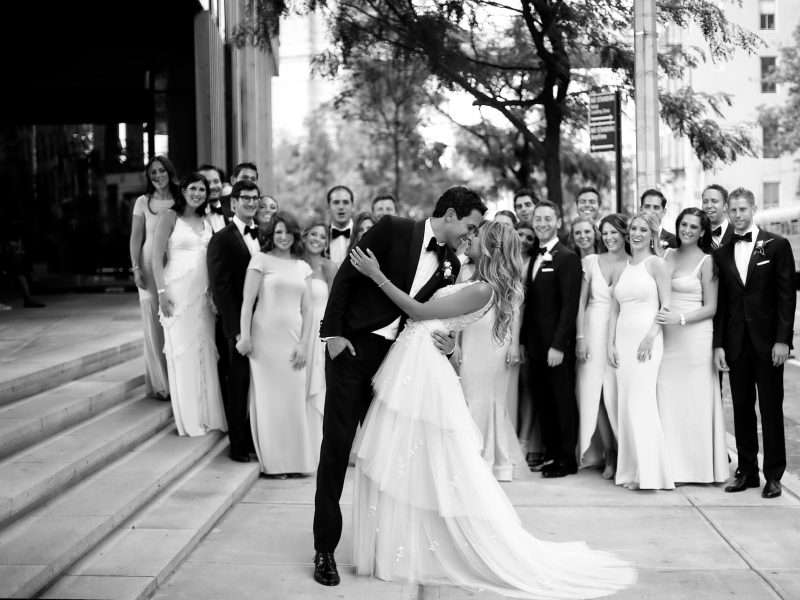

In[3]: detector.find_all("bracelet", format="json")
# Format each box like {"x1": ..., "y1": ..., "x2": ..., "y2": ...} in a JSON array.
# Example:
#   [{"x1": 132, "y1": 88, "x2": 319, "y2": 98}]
[
  {"x1": 576, "y1": 335, "x2": 586, "y2": 340},
  {"x1": 130, "y1": 264, "x2": 140, "y2": 272},
  {"x1": 157, "y1": 288, "x2": 166, "y2": 295},
  {"x1": 377, "y1": 279, "x2": 389, "y2": 288}
]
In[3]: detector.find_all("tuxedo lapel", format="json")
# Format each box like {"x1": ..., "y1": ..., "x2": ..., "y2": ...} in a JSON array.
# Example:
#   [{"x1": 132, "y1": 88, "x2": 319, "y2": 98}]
[
  {"x1": 725, "y1": 238, "x2": 745, "y2": 289},
  {"x1": 405, "y1": 219, "x2": 426, "y2": 294},
  {"x1": 531, "y1": 240, "x2": 560, "y2": 287},
  {"x1": 744, "y1": 228, "x2": 766, "y2": 288},
  {"x1": 231, "y1": 224, "x2": 251, "y2": 260}
]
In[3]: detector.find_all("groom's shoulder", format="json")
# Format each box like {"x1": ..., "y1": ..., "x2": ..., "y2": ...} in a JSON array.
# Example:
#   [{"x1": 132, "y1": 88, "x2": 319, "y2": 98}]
[{"x1": 375, "y1": 215, "x2": 416, "y2": 235}]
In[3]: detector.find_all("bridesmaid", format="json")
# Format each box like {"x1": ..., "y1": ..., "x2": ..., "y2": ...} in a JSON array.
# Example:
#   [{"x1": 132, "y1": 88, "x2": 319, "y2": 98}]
[
  {"x1": 656, "y1": 208, "x2": 728, "y2": 483},
  {"x1": 302, "y1": 220, "x2": 338, "y2": 467},
  {"x1": 237, "y1": 211, "x2": 316, "y2": 477},
  {"x1": 128, "y1": 156, "x2": 177, "y2": 400},
  {"x1": 570, "y1": 215, "x2": 600, "y2": 259},
  {"x1": 607, "y1": 212, "x2": 674, "y2": 491},
  {"x1": 256, "y1": 195, "x2": 279, "y2": 243},
  {"x1": 152, "y1": 172, "x2": 227, "y2": 436},
  {"x1": 575, "y1": 215, "x2": 630, "y2": 478},
  {"x1": 494, "y1": 209, "x2": 518, "y2": 227},
  {"x1": 348, "y1": 212, "x2": 375, "y2": 255}
]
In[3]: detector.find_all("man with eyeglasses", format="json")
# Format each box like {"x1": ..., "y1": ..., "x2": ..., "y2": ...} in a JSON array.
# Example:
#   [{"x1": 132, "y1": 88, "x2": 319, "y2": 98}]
[{"x1": 207, "y1": 180, "x2": 262, "y2": 464}]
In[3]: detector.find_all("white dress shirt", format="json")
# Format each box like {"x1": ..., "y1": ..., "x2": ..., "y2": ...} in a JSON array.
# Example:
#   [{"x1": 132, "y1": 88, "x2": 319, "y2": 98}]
[
  {"x1": 373, "y1": 219, "x2": 442, "y2": 341},
  {"x1": 206, "y1": 202, "x2": 226, "y2": 234},
  {"x1": 233, "y1": 216, "x2": 260, "y2": 257},
  {"x1": 734, "y1": 222, "x2": 758, "y2": 285},
  {"x1": 712, "y1": 219, "x2": 730, "y2": 248},
  {"x1": 329, "y1": 219, "x2": 354, "y2": 267},
  {"x1": 532, "y1": 237, "x2": 559, "y2": 281}
]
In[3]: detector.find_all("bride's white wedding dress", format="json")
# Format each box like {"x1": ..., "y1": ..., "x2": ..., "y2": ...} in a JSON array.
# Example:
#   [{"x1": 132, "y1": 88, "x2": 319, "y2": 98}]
[{"x1": 352, "y1": 281, "x2": 636, "y2": 598}]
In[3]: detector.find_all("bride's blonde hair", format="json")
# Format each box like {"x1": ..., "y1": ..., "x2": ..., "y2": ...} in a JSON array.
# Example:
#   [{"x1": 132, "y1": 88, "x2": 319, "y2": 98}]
[{"x1": 473, "y1": 221, "x2": 525, "y2": 345}]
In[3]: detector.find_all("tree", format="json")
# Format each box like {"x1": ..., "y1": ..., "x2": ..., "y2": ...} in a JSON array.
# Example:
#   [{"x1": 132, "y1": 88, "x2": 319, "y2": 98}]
[
  {"x1": 308, "y1": 0, "x2": 761, "y2": 214},
  {"x1": 757, "y1": 21, "x2": 800, "y2": 155}
]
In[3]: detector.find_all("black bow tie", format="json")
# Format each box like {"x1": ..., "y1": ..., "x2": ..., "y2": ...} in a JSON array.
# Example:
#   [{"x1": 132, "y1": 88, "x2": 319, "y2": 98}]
[
  {"x1": 712, "y1": 226, "x2": 722, "y2": 236},
  {"x1": 244, "y1": 225, "x2": 259, "y2": 239},
  {"x1": 208, "y1": 204, "x2": 224, "y2": 216},
  {"x1": 425, "y1": 237, "x2": 443, "y2": 253},
  {"x1": 733, "y1": 232, "x2": 752, "y2": 243},
  {"x1": 537, "y1": 246, "x2": 550, "y2": 256},
  {"x1": 331, "y1": 228, "x2": 350, "y2": 240}
]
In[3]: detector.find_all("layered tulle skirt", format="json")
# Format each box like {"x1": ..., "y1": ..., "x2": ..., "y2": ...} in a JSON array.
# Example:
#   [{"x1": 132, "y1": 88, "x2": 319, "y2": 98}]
[{"x1": 352, "y1": 320, "x2": 636, "y2": 598}]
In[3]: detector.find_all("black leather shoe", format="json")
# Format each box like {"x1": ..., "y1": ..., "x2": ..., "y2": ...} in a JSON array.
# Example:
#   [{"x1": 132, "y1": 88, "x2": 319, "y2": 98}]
[
  {"x1": 229, "y1": 451, "x2": 251, "y2": 463},
  {"x1": 314, "y1": 552, "x2": 340, "y2": 586},
  {"x1": 762, "y1": 480, "x2": 782, "y2": 498},
  {"x1": 724, "y1": 473, "x2": 760, "y2": 493},
  {"x1": 542, "y1": 463, "x2": 578, "y2": 478}
]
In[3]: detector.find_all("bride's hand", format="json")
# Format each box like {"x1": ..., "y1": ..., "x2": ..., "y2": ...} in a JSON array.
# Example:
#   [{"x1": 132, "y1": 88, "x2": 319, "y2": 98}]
[
  {"x1": 350, "y1": 248, "x2": 383, "y2": 281},
  {"x1": 506, "y1": 344, "x2": 521, "y2": 368},
  {"x1": 290, "y1": 343, "x2": 307, "y2": 371}
]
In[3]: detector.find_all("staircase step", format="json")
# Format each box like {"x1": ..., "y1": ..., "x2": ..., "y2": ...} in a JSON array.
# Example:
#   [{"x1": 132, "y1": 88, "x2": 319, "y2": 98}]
[
  {"x1": 0, "y1": 393, "x2": 172, "y2": 530},
  {"x1": 41, "y1": 440, "x2": 258, "y2": 600},
  {"x1": 0, "y1": 359, "x2": 145, "y2": 460},
  {"x1": 0, "y1": 331, "x2": 143, "y2": 406},
  {"x1": 0, "y1": 426, "x2": 225, "y2": 599}
]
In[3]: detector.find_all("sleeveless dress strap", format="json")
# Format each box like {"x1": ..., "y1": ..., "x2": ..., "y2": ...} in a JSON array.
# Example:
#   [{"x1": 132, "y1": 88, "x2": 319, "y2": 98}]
[{"x1": 690, "y1": 254, "x2": 709, "y2": 278}]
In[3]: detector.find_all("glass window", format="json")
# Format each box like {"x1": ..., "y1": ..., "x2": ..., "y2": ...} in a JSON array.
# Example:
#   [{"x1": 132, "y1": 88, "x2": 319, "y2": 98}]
[
  {"x1": 760, "y1": 0, "x2": 775, "y2": 30},
  {"x1": 763, "y1": 125, "x2": 781, "y2": 158},
  {"x1": 763, "y1": 182, "x2": 780, "y2": 208},
  {"x1": 761, "y1": 57, "x2": 777, "y2": 93}
]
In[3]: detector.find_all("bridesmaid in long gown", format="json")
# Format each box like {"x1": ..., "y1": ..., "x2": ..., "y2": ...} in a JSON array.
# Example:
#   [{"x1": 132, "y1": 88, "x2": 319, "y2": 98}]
[
  {"x1": 128, "y1": 156, "x2": 177, "y2": 400},
  {"x1": 607, "y1": 212, "x2": 674, "y2": 491},
  {"x1": 575, "y1": 215, "x2": 630, "y2": 478},
  {"x1": 152, "y1": 172, "x2": 227, "y2": 436},
  {"x1": 656, "y1": 208, "x2": 728, "y2": 483},
  {"x1": 238, "y1": 211, "x2": 316, "y2": 477},
  {"x1": 302, "y1": 221, "x2": 338, "y2": 467}
]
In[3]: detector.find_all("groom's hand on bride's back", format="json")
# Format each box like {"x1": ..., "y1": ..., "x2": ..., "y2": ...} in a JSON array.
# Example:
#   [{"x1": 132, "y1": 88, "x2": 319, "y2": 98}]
[
  {"x1": 327, "y1": 336, "x2": 356, "y2": 360},
  {"x1": 432, "y1": 330, "x2": 456, "y2": 355}
]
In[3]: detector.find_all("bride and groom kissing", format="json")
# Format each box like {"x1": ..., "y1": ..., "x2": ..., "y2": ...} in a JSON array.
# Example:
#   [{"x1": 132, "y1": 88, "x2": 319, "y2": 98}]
[{"x1": 312, "y1": 186, "x2": 635, "y2": 598}]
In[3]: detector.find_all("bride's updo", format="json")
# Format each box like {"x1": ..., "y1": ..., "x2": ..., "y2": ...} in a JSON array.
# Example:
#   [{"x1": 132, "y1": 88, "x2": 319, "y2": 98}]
[{"x1": 474, "y1": 221, "x2": 524, "y2": 345}]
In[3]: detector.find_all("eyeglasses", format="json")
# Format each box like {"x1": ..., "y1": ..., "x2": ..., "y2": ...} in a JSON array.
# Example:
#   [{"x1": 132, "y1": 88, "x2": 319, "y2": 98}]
[{"x1": 234, "y1": 196, "x2": 260, "y2": 206}]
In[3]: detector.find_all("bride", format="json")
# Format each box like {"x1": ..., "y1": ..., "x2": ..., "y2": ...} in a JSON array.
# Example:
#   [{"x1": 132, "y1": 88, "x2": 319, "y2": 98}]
[{"x1": 347, "y1": 221, "x2": 636, "y2": 599}]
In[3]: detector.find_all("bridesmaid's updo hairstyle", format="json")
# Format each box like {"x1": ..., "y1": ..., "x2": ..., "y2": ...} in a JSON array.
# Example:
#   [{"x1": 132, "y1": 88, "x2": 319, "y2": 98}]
[
  {"x1": 598, "y1": 214, "x2": 631, "y2": 255},
  {"x1": 674, "y1": 207, "x2": 713, "y2": 254},
  {"x1": 474, "y1": 221, "x2": 525, "y2": 346},
  {"x1": 173, "y1": 172, "x2": 210, "y2": 217},
  {"x1": 263, "y1": 211, "x2": 304, "y2": 258},
  {"x1": 569, "y1": 215, "x2": 600, "y2": 255},
  {"x1": 628, "y1": 211, "x2": 662, "y2": 256},
  {"x1": 302, "y1": 220, "x2": 329, "y2": 254}
]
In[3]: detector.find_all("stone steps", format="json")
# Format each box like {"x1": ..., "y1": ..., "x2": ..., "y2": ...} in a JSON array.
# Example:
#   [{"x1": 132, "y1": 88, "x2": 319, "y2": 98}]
[
  {"x1": 0, "y1": 359, "x2": 145, "y2": 460},
  {"x1": 40, "y1": 439, "x2": 259, "y2": 600},
  {"x1": 0, "y1": 426, "x2": 227, "y2": 599}
]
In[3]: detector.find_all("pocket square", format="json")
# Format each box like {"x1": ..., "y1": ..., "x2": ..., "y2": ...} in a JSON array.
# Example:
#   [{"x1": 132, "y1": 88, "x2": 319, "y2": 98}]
[
  {"x1": 542, "y1": 268, "x2": 554, "y2": 272},
  {"x1": 757, "y1": 260, "x2": 770, "y2": 266}
]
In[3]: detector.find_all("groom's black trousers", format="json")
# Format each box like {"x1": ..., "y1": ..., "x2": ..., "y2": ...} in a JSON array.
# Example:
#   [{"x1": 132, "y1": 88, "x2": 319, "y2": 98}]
[
  {"x1": 528, "y1": 357, "x2": 578, "y2": 469},
  {"x1": 314, "y1": 333, "x2": 394, "y2": 553}
]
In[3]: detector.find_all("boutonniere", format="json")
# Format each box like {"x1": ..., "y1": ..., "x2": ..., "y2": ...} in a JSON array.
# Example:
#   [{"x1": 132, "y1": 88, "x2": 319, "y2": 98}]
[
  {"x1": 542, "y1": 250, "x2": 557, "y2": 263},
  {"x1": 754, "y1": 239, "x2": 773, "y2": 256},
  {"x1": 442, "y1": 260, "x2": 455, "y2": 283},
  {"x1": 660, "y1": 239, "x2": 670, "y2": 249}
]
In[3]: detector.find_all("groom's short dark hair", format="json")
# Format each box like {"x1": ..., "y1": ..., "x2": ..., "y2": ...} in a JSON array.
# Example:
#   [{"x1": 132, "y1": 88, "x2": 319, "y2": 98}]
[
  {"x1": 432, "y1": 187, "x2": 487, "y2": 220},
  {"x1": 230, "y1": 180, "x2": 260, "y2": 198}
]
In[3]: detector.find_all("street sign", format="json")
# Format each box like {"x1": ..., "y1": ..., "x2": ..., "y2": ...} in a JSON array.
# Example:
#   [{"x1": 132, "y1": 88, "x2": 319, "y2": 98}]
[{"x1": 589, "y1": 92, "x2": 618, "y2": 153}]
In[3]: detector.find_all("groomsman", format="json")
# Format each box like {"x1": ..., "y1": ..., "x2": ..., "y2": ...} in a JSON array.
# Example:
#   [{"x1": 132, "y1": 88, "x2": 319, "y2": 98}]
[
  {"x1": 199, "y1": 163, "x2": 231, "y2": 233},
  {"x1": 207, "y1": 180, "x2": 262, "y2": 463},
  {"x1": 371, "y1": 193, "x2": 398, "y2": 219},
  {"x1": 575, "y1": 187, "x2": 601, "y2": 222},
  {"x1": 714, "y1": 187, "x2": 795, "y2": 499},
  {"x1": 327, "y1": 185, "x2": 355, "y2": 266},
  {"x1": 513, "y1": 188, "x2": 538, "y2": 224},
  {"x1": 702, "y1": 184, "x2": 734, "y2": 248},
  {"x1": 640, "y1": 189, "x2": 678, "y2": 249},
  {"x1": 523, "y1": 200, "x2": 583, "y2": 478}
]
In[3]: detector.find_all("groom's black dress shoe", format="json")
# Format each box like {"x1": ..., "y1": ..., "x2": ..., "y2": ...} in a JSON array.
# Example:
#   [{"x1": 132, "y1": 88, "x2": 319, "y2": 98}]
[
  {"x1": 762, "y1": 480, "x2": 782, "y2": 498},
  {"x1": 229, "y1": 451, "x2": 251, "y2": 463},
  {"x1": 541, "y1": 463, "x2": 578, "y2": 478},
  {"x1": 314, "y1": 552, "x2": 340, "y2": 586},
  {"x1": 724, "y1": 473, "x2": 760, "y2": 493}
]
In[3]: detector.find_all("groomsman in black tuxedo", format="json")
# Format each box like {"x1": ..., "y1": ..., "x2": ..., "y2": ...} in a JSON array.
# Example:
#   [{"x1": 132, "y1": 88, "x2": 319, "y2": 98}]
[
  {"x1": 199, "y1": 163, "x2": 232, "y2": 233},
  {"x1": 702, "y1": 184, "x2": 734, "y2": 249},
  {"x1": 714, "y1": 187, "x2": 795, "y2": 499},
  {"x1": 522, "y1": 200, "x2": 583, "y2": 478},
  {"x1": 207, "y1": 180, "x2": 262, "y2": 463},
  {"x1": 326, "y1": 185, "x2": 355, "y2": 267},
  {"x1": 640, "y1": 189, "x2": 678, "y2": 249}
]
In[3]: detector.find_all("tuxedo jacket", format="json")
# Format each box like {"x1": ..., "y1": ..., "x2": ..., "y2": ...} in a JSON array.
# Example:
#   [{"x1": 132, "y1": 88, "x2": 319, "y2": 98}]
[
  {"x1": 217, "y1": 196, "x2": 234, "y2": 222},
  {"x1": 320, "y1": 216, "x2": 460, "y2": 339},
  {"x1": 207, "y1": 222, "x2": 253, "y2": 339},
  {"x1": 717, "y1": 223, "x2": 735, "y2": 247},
  {"x1": 522, "y1": 240, "x2": 583, "y2": 360},
  {"x1": 713, "y1": 228, "x2": 796, "y2": 362},
  {"x1": 660, "y1": 229, "x2": 678, "y2": 249}
]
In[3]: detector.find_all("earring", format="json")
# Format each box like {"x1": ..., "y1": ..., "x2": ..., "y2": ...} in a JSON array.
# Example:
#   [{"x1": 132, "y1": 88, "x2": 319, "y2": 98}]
[{"x1": 650, "y1": 239, "x2": 654, "y2": 248}]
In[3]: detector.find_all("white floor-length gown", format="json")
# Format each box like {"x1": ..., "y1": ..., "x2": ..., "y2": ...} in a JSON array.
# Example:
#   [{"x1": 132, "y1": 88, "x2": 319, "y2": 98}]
[
  {"x1": 353, "y1": 281, "x2": 636, "y2": 598},
  {"x1": 306, "y1": 277, "x2": 329, "y2": 467},
  {"x1": 613, "y1": 258, "x2": 674, "y2": 490},
  {"x1": 160, "y1": 218, "x2": 227, "y2": 436}
]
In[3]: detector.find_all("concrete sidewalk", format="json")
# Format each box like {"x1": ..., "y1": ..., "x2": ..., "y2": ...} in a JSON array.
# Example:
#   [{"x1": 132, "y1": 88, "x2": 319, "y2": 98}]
[{"x1": 154, "y1": 459, "x2": 800, "y2": 600}]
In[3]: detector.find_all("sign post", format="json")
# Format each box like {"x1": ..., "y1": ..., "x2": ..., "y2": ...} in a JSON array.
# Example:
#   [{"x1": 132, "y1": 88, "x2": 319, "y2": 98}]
[{"x1": 589, "y1": 90, "x2": 623, "y2": 214}]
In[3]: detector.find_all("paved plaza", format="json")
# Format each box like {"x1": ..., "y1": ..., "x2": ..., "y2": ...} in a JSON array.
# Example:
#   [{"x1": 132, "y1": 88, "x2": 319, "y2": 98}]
[{"x1": 0, "y1": 294, "x2": 799, "y2": 600}]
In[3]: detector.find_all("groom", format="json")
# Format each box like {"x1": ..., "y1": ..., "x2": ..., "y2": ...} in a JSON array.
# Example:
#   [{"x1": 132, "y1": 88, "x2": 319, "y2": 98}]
[
  {"x1": 714, "y1": 187, "x2": 795, "y2": 499},
  {"x1": 313, "y1": 186, "x2": 486, "y2": 586}
]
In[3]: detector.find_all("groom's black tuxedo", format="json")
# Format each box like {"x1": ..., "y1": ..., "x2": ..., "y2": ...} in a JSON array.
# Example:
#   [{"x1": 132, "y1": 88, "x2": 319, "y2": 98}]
[
  {"x1": 314, "y1": 216, "x2": 460, "y2": 553},
  {"x1": 522, "y1": 240, "x2": 582, "y2": 470},
  {"x1": 207, "y1": 222, "x2": 255, "y2": 457},
  {"x1": 713, "y1": 227, "x2": 795, "y2": 482}
]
